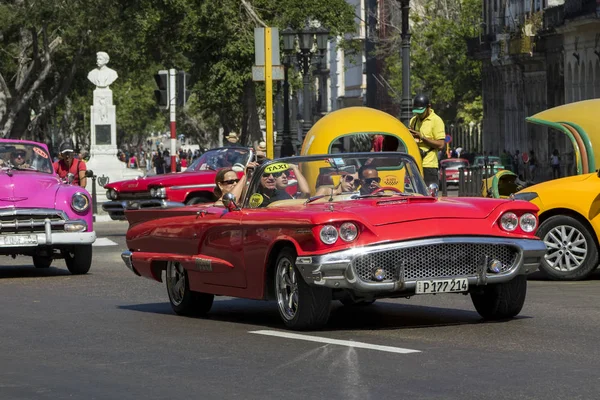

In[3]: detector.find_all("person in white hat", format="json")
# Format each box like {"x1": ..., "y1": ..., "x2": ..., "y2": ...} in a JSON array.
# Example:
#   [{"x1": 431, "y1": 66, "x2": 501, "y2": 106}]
[
  {"x1": 255, "y1": 141, "x2": 266, "y2": 157},
  {"x1": 224, "y1": 132, "x2": 242, "y2": 147}
]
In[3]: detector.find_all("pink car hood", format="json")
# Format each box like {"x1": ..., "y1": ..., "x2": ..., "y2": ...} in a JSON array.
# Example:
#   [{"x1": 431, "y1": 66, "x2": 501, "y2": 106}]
[{"x1": 0, "y1": 171, "x2": 60, "y2": 208}]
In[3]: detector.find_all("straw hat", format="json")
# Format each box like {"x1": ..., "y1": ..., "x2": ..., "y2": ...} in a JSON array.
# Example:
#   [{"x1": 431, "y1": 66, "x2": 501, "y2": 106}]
[
  {"x1": 226, "y1": 132, "x2": 238, "y2": 142},
  {"x1": 257, "y1": 141, "x2": 267, "y2": 152}
]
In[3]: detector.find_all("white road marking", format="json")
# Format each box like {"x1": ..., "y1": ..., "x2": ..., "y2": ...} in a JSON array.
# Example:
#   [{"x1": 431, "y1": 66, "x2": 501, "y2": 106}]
[
  {"x1": 249, "y1": 330, "x2": 421, "y2": 354},
  {"x1": 93, "y1": 238, "x2": 118, "y2": 247}
]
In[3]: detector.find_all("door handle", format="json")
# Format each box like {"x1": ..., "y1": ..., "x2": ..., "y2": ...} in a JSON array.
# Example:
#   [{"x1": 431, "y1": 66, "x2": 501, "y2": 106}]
[{"x1": 196, "y1": 210, "x2": 209, "y2": 218}]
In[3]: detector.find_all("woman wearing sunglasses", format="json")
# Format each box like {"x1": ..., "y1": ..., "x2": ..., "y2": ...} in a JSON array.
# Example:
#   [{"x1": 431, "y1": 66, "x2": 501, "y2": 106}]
[
  {"x1": 315, "y1": 172, "x2": 360, "y2": 197},
  {"x1": 213, "y1": 162, "x2": 258, "y2": 205}
]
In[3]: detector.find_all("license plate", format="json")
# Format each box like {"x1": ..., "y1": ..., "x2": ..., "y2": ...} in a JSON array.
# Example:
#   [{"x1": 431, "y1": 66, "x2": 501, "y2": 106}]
[
  {"x1": 415, "y1": 278, "x2": 468, "y2": 294},
  {"x1": 0, "y1": 234, "x2": 38, "y2": 247}
]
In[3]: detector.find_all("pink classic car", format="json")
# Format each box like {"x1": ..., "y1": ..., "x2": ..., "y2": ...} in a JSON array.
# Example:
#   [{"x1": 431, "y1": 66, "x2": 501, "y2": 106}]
[
  {"x1": 103, "y1": 147, "x2": 253, "y2": 220},
  {"x1": 0, "y1": 139, "x2": 96, "y2": 274}
]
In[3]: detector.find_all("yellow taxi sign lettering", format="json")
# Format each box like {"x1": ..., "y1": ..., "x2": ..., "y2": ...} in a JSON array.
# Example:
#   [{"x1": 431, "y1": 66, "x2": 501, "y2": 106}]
[{"x1": 264, "y1": 162, "x2": 289, "y2": 174}]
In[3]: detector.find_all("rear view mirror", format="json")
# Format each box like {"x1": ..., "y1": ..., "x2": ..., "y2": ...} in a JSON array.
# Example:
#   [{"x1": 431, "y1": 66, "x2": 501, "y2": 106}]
[
  {"x1": 66, "y1": 173, "x2": 75, "y2": 184},
  {"x1": 428, "y1": 183, "x2": 439, "y2": 197},
  {"x1": 222, "y1": 193, "x2": 239, "y2": 211},
  {"x1": 85, "y1": 170, "x2": 94, "y2": 178}
]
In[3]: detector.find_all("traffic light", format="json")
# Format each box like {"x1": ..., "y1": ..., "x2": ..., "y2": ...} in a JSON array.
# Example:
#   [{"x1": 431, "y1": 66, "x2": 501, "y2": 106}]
[
  {"x1": 176, "y1": 71, "x2": 192, "y2": 107},
  {"x1": 154, "y1": 70, "x2": 170, "y2": 109}
]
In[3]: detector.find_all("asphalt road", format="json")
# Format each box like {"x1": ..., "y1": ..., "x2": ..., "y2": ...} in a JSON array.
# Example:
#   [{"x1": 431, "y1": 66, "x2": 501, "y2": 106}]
[{"x1": 1, "y1": 221, "x2": 599, "y2": 400}]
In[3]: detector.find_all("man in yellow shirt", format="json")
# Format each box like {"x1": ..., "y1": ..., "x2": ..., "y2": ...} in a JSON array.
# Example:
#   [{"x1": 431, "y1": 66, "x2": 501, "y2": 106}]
[{"x1": 408, "y1": 94, "x2": 446, "y2": 186}]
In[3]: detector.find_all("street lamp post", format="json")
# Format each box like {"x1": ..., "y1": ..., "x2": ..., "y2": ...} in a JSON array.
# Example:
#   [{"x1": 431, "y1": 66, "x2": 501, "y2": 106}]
[
  {"x1": 298, "y1": 28, "x2": 315, "y2": 140},
  {"x1": 399, "y1": 0, "x2": 412, "y2": 127},
  {"x1": 281, "y1": 26, "x2": 329, "y2": 153}
]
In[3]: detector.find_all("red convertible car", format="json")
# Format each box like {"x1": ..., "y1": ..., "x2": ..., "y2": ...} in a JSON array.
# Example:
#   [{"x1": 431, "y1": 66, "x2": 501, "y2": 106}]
[
  {"x1": 102, "y1": 147, "x2": 252, "y2": 220},
  {"x1": 121, "y1": 152, "x2": 546, "y2": 330}
]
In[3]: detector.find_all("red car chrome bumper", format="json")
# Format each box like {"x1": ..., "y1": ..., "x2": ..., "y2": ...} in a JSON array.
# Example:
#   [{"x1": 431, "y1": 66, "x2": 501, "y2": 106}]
[{"x1": 295, "y1": 236, "x2": 546, "y2": 294}]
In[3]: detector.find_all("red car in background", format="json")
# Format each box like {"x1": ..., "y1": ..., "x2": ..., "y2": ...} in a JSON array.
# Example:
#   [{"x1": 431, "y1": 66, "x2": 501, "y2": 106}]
[
  {"x1": 440, "y1": 158, "x2": 470, "y2": 185},
  {"x1": 102, "y1": 147, "x2": 253, "y2": 220}
]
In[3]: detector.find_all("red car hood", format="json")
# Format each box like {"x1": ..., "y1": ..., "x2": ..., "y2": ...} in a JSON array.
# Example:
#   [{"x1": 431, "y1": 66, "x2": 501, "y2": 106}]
[
  {"x1": 0, "y1": 171, "x2": 60, "y2": 208},
  {"x1": 308, "y1": 196, "x2": 502, "y2": 226},
  {"x1": 106, "y1": 170, "x2": 215, "y2": 192}
]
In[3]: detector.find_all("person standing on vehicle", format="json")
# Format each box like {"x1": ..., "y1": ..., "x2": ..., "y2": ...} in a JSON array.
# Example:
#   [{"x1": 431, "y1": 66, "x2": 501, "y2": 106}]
[
  {"x1": 408, "y1": 94, "x2": 446, "y2": 186},
  {"x1": 53, "y1": 140, "x2": 87, "y2": 187}
]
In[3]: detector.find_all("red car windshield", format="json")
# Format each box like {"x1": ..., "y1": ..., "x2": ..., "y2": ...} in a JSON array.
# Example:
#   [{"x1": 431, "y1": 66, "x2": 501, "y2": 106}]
[
  {"x1": 187, "y1": 148, "x2": 251, "y2": 172},
  {"x1": 0, "y1": 142, "x2": 53, "y2": 174}
]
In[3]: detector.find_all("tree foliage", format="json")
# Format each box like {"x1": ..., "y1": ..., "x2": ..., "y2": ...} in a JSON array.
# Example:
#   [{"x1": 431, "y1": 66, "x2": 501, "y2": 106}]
[
  {"x1": 0, "y1": 0, "x2": 357, "y2": 151},
  {"x1": 380, "y1": 0, "x2": 483, "y2": 123}
]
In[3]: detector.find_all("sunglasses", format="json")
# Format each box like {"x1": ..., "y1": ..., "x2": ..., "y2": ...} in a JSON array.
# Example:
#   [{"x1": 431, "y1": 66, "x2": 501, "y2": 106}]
[
  {"x1": 262, "y1": 171, "x2": 286, "y2": 179},
  {"x1": 220, "y1": 179, "x2": 240, "y2": 185},
  {"x1": 12, "y1": 152, "x2": 26, "y2": 158},
  {"x1": 343, "y1": 175, "x2": 360, "y2": 184},
  {"x1": 362, "y1": 177, "x2": 381, "y2": 185}
]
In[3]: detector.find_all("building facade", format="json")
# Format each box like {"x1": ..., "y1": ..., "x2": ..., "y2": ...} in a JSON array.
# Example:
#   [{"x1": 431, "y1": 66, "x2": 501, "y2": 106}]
[{"x1": 471, "y1": 0, "x2": 599, "y2": 177}]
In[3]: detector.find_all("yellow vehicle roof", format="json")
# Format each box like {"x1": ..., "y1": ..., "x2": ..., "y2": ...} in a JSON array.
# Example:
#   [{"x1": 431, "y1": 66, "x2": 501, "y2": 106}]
[
  {"x1": 527, "y1": 99, "x2": 600, "y2": 173},
  {"x1": 300, "y1": 106, "x2": 423, "y2": 173}
]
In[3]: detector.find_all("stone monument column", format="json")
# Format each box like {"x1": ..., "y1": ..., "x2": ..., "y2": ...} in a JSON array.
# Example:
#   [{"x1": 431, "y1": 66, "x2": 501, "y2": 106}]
[{"x1": 84, "y1": 51, "x2": 140, "y2": 203}]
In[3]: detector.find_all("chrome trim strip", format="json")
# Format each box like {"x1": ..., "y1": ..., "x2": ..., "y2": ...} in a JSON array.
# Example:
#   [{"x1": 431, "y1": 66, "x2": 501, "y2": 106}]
[
  {"x1": 121, "y1": 250, "x2": 134, "y2": 272},
  {"x1": 295, "y1": 236, "x2": 547, "y2": 292},
  {"x1": 0, "y1": 231, "x2": 96, "y2": 247},
  {"x1": 102, "y1": 201, "x2": 128, "y2": 212},
  {"x1": 125, "y1": 200, "x2": 185, "y2": 210},
  {"x1": 0, "y1": 208, "x2": 68, "y2": 220},
  {"x1": 170, "y1": 183, "x2": 216, "y2": 190}
]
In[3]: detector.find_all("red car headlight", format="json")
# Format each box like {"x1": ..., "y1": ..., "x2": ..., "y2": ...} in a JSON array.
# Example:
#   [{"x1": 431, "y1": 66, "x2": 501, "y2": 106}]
[
  {"x1": 500, "y1": 212, "x2": 518, "y2": 231},
  {"x1": 339, "y1": 222, "x2": 358, "y2": 242},
  {"x1": 319, "y1": 225, "x2": 338, "y2": 244},
  {"x1": 519, "y1": 213, "x2": 537, "y2": 232}
]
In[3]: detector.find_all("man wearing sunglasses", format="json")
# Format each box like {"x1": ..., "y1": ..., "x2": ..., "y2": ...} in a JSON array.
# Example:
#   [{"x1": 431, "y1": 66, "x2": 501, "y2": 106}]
[
  {"x1": 9, "y1": 149, "x2": 31, "y2": 168},
  {"x1": 256, "y1": 170, "x2": 293, "y2": 207},
  {"x1": 274, "y1": 164, "x2": 310, "y2": 195},
  {"x1": 53, "y1": 140, "x2": 87, "y2": 187},
  {"x1": 358, "y1": 165, "x2": 381, "y2": 195}
]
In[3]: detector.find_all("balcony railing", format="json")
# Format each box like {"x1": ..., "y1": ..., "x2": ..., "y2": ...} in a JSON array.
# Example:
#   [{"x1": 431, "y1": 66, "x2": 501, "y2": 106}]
[
  {"x1": 543, "y1": 6, "x2": 565, "y2": 30},
  {"x1": 564, "y1": 0, "x2": 598, "y2": 18},
  {"x1": 508, "y1": 36, "x2": 534, "y2": 55}
]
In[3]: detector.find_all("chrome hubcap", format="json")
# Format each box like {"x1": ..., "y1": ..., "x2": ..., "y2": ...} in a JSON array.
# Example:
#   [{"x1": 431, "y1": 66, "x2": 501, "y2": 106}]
[
  {"x1": 276, "y1": 258, "x2": 299, "y2": 321},
  {"x1": 166, "y1": 261, "x2": 186, "y2": 306},
  {"x1": 543, "y1": 225, "x2": 587, "y2": 272}
]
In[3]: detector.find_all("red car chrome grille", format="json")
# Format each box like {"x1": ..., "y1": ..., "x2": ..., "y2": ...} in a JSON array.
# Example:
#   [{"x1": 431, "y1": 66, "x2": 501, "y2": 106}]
[{"x1": 352, "y1": 243, "x2": 518, "y2": 282}]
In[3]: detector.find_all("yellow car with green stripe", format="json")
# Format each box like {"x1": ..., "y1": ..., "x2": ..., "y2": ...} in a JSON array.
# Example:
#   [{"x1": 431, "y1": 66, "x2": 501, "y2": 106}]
[{"x1": 515, "y1": 99, "x2": 600, "y2": 280}]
